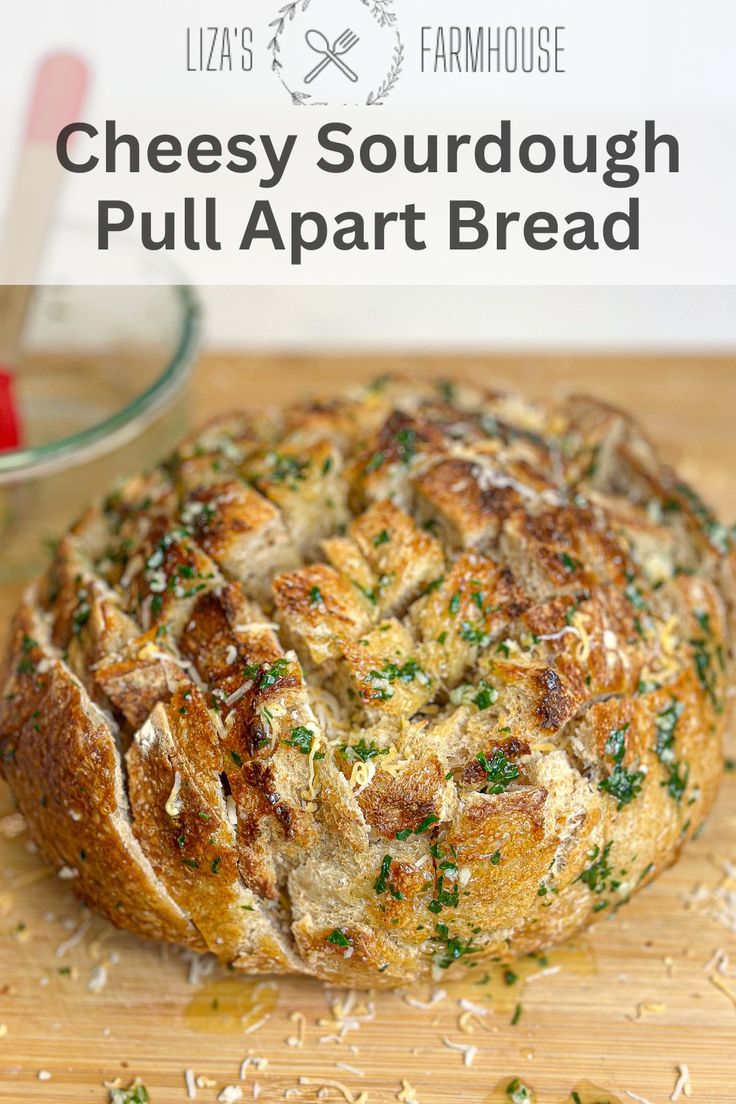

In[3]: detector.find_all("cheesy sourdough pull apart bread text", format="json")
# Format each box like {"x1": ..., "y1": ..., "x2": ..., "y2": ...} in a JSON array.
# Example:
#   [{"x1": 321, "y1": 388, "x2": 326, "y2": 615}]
[{"x1": 1, "y1": 378, "x2": 733, "y2": 984}]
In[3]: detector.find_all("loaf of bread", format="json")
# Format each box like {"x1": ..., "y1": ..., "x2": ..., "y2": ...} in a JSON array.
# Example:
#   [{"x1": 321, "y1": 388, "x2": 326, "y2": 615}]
[{"x1": 1, "y1": 377, "x2": 733, "y2": 984}]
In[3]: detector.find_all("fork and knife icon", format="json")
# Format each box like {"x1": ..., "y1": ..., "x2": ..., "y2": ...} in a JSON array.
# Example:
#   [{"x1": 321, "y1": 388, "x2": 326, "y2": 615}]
[{"x1": 304, "y1": 28, "x2": 360, "y2": 84}]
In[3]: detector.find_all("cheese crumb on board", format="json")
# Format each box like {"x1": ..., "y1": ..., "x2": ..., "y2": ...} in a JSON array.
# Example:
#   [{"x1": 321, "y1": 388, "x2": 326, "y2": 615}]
[
  {"x1": 298, "y1": 1076, "x2": 368, "y2": 1104},
  {"x1": 397, "y1": 1081, "x2": 419, "y2": 1104},
  {"x1": 217, "y1": 1088, "x2": 244, "y2": 1104},
  {"x1": 670, "y1": 1063, "x2": 692, "y2": 1101},
  {"x1": 442, "y1": 1038, "x2": 478, "y2": 1067}
]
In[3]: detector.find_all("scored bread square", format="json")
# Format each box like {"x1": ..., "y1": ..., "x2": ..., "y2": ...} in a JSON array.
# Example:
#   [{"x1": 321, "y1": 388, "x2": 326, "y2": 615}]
[{"x1": 0, "y1": 374, "x2": 733, "y2": 986}]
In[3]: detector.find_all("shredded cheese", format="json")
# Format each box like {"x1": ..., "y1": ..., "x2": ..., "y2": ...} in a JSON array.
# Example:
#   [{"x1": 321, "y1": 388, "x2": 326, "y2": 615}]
[
  {"x1": 397, "y1": 1081, "x2": 419, "y2": 1104},
  {"x1": 670, "y1": 1064, "x2": 692, "y2": 1102},
  {"x1": 569, "y1": 610, "x2": 592, "y2": 664},
  {"x1": 403, "y1": 990, "x2": 447, "y2": 1011},
  {"x1": 708, "y1": 971, "x2": 736, "y2": 1009},
  {"x1": 349, "y1": 759, "x2": 377, "y2": 794},
  {"x1": 165, "y1": 771, "x2": 183, "y2": 817},
  {"x1": 286, "y1": 1011, "x2": 306, "y2": 1048},
  {"x1": 225, "y1": 681, "x2": 254, "y2": 708},
  {"x1": 298, "y1": 1077, "x2": 368, "y2": 1104},
  {"x1": 217, "y1": 1087, "x2": 243, "y2": 1103},
  {"x1": 442, "y1": 1038, "x2": 477, "y2": 1067}
]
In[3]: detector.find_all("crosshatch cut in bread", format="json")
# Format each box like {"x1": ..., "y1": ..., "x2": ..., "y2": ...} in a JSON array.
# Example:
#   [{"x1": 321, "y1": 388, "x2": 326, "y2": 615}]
[{"x1": 0, "y1": 376, "x2": 733, "y2": 986}]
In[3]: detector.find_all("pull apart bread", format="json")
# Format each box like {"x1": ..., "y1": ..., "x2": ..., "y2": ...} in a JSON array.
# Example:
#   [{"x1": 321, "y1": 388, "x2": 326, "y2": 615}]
[{"x1": 1, "y1": 377, "x2": 733, "y2": 984}]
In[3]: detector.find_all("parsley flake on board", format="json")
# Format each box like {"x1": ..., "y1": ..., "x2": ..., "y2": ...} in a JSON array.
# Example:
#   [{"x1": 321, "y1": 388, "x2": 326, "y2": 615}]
[
  {"x1": 506, "y1": 1078, "x2": 532, "y2": 1103},
  {"x1": 110, "y1": 1081, "x2": 149, "y2": 1104}
]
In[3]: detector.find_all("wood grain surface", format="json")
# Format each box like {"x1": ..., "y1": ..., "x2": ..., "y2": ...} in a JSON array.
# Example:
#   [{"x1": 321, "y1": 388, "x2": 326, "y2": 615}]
[{"x1": 0, "y1": 354, "x2": 734, "y2": 1104}]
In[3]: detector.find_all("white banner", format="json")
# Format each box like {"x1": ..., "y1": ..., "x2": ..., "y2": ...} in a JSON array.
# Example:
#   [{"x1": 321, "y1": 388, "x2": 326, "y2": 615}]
[{"x1": 0, "y1": 0, "x2": 734, "y2": 284}]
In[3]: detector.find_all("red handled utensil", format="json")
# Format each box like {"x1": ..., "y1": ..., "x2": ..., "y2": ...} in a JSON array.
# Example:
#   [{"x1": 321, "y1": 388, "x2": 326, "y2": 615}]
[{"x1": 0, "y1": 52, "x2": 89, "y2": 452}]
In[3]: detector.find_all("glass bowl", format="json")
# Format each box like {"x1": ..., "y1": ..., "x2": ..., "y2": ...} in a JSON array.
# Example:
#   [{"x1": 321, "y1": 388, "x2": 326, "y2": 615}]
[{"x1": 0, "y1": 284, "x2": 200, "y2": 581}]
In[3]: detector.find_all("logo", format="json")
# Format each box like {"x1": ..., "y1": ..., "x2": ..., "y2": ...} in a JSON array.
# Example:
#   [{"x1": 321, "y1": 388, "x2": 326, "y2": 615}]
[{"x1": 269, "y1": 0, "x2": 403, "y2": 106}]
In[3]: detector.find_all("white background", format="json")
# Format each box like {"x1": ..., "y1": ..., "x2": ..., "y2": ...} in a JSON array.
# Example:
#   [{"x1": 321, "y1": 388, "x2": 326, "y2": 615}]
[
  {"x1": 1, "y1": 0, "x2": 735, "y2": 287},
  {"x1": 2, "y1": 2, "x2": 735, "y2": 347}
]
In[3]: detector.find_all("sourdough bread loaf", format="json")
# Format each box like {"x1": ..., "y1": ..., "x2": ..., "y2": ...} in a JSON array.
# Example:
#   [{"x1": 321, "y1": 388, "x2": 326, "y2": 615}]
[{"x1": 1, "y1": 377, "x2": 733, "y2": 984}]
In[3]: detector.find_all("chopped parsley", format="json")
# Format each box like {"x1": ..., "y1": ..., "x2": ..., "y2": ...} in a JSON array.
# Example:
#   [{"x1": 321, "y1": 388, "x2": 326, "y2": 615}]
[
  {"x1": 17, "y1": 635, "x2": 38, "y2": 675},
  {"x1": 110, "y1": 1081, "x2": 149, "y2": 1104},
  {"x1": 428, "y1": 843, "x2": 460, "y2": 914},
  {"x1": 395, "y1": 813, "x2": 439, "y2": 840},
  {"x1": 472, "y1": 680, "x2": 498, "y2": 711},
  {"x1": 506, "y1": 1078, "x2": 532, "y2": 1103},
  {"x1": 624, "y1": 575, "x2": 650, "y2": 614},
  {"x1": 654, "y1": 698, "x2": 689, "y2": 802},
  {"x1": 72, "y1": 595, "x2": 91, "y2": 634},
  {"x1": 257, "y1": 657, "x2": 291, "y2": 690},
  {"x1": 598, "y1": 724, "x2": 644, "y2": 809},
  {"x1": 690, "y1": 612, "x2": 724, "y2": 713},
  {"x1": 285, "y1": 725, "x2": 324, "y2": 759},
  {"x1": 477, "y1": 749, "x2": 520, "y2": 795},
  {"x1": 373, "y1": 854, "x2": 404, "y2": 900},
  {"x1": 365, "y1": 449, "x2": 385, "y2": 474},
  {"x1": 327, "y1": 928, "x2": 352, "y2": 948},
  {"x1": 308, "y1": 586, "x2": 323, "y2": 607},
  {"x1": 576, "y1": 841, "x2": 621, "y2": 904},
  {"x1": 266, "y1": 451, "x2": 310, "y2": 487},
  {"x1": 460, "y1": 620, "x2": 492, "y2": 647},
  {"x1": 674, "y1": 480, "x2": 732, "y2": 554},
  {"x1": 353, "y1": 580, "x2": 378, "y2": 606},
  {"x1": 396, "y1": 427, "x2": 418, "y2": 465},
  {"x1": 559, "y1": 551, "x2": 582, "y2": 573},
  {"x1": 431, "y1": 922, "x2": 479, "y2": 969},
  {"x1": 365, "y1": 658, "x2": 430, "y2": 700},
  {"x1": 339, "y1": 740, "x2": 389, "y2": 766},
  {"x1": 373, "y1": 529, "x2": 390, "y2": 546}
]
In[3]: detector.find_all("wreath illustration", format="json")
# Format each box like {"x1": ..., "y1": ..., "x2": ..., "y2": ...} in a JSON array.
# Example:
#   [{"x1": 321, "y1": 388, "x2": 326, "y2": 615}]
[{"x1": 268, "y1": 0, "x2": 404, "y2": 106}]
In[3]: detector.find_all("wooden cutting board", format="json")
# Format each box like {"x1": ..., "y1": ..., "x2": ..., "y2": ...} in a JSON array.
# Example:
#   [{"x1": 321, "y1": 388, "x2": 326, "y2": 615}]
[{"x1": 1, "y1": 354, "x2": 735, "y2": 1104}]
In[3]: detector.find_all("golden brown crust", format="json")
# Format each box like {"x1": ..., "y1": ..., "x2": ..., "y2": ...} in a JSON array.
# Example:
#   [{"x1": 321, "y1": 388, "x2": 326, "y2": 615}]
[
  {"x1": 0, "y1": 376, "x2": 732, "y2": 985},
  {"x1": 0, "y1": 596, "x2": 201, "y2": 950}
]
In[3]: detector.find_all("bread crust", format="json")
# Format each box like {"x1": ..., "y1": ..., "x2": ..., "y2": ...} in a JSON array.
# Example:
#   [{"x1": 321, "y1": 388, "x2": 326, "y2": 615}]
[{"x1": 1, "y1": 377, "x2": 732, "y2": 985}]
